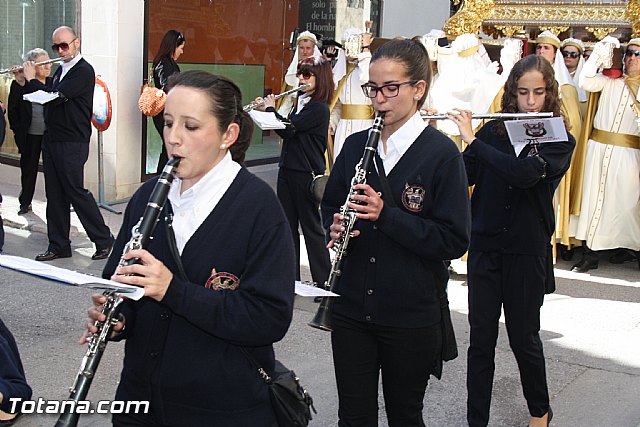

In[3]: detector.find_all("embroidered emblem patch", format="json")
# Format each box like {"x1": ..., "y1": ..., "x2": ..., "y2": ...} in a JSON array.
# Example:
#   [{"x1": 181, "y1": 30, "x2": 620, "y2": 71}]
[
  {"x1": 205, "y1": 268, "x2": 240, "y2": 291},
  {"x1": 402, "y1": 183, "x2": 426, "y2": 212}
]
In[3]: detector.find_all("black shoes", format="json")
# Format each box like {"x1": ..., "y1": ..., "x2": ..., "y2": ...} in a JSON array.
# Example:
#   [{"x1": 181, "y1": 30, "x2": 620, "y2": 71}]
[
  {"x1": 92, "y1": 235, "x2": 115, "y2": 260},
  {"x1": 571, "y1": 255, "x2": 599, "y2": 273},
  {"x1": 609, "y1": 248, "x2": 638, "y2": 264},
  {"x1": 558, "y1": 244, "x2": 574, "y2": 261},
  {"x1": 35, "y1": 250, "x2": 72, "y2": 262},
  {"x1": 17, "y1": 204, "x2": 32, "y2": 215}
]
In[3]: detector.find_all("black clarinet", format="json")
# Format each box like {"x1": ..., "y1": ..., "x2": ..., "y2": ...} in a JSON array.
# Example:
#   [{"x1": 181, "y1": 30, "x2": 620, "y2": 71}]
[
  {"x1": 56, "y1": 157, "x2": 181, "y2": 427},
  {"x1": 309, "y1": 113, "x2": 384, "y2": 331}
]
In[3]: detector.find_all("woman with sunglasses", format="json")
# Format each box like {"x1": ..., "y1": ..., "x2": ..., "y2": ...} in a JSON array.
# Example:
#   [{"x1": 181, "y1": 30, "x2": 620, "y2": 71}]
[
  {"x1": 152, "y1": 30, "x2": 186, "y2": 174},
  {"x1": 321, "y1": 38, "x2": 471, "y2": 426},
  {"x1": 254, "y1": 56, "x2": 334, "y2": 294}
]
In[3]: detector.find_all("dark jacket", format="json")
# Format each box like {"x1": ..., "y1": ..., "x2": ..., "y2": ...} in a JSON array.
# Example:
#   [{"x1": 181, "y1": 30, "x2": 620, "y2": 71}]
[
  {"x1": 8, "y1": 77, "x2": 53, "y2": 152},
  {"x1": 24, "y1": 58, "x2": 95, "y2": 143},
  {"x1": 268, "y1": 100, "x2": 329, "y2": 175},
  {"x1": 102, "y1": 168, "x2": 295, "y2": 427},
  {"x1": 321, "y1": 125, "x2": 471, "y2": 327},
  {"x1": 0, "y1": 104, "x2": 5, "y2": 147},
  {"x1": 0, "y1": 318, "x2": 32, "y2": 413},
  {"x1": 153, "y1": 57, "x2": 180, "y2": 93},
  {"x1": 463, "y1": 120, "x2": 576, "y2": 257}
]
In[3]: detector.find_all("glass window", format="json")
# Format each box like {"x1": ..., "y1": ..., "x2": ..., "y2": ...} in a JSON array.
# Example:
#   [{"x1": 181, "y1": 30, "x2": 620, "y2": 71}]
[{"x1": 0, "y1": 0, "x2": 77, "y2": 158}]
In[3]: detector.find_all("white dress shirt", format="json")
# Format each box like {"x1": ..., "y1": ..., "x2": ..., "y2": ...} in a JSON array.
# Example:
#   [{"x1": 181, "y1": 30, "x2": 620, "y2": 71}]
[
  {"x1": 59, "y1": 53, "x2": 83, "y2": 82},
  {"x1": 168, "y1": 152, "x2": 241, "y2": 253},
  {"x1": 377, "y1": 111, "x2": 427, "y2": 173}
]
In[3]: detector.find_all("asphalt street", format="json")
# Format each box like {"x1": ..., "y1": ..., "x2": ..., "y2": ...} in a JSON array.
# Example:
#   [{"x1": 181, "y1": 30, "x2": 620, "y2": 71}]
[{"x1": 0, "y1": 164, "x2": 639, "y2": 426}]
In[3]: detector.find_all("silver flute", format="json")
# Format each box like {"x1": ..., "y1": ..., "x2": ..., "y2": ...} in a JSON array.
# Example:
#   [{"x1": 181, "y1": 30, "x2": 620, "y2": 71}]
[
  {"x1": 0, "y1": 56, "x2": 72, "y2": 74},
  {"x1": 243, "y1": 84, "x2": 311, "y2": 112},
  {"x1": 56, "y1": 157, "x2": 181, "y2": 427},
  {"x1": 421, "y1": 111, "x2": 554, "y2": 120}
]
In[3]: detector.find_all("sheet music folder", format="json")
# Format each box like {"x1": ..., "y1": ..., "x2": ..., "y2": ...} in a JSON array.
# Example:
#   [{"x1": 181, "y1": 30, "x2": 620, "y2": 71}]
[{"x1": 0, "y1": 254, "x2": 145, "y2": 300}]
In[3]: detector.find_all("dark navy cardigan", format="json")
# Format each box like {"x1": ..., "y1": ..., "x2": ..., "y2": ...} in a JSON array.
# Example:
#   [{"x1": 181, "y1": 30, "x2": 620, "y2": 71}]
[
  {"x1": 0, "y1": 318, "x2": 32, "y2": 413},
  {"x1": 321, "y1": 125, "x2": 471, "y2": 328},
  {"x1": 463, "y1": 120, "x2": 576, "y2": 257},
  {"x1": 102, "y1": 168, "x2": 296, "y2": 426},
  {"x1": 267, "y1": 100, "x2": 329, "y2": 175}
]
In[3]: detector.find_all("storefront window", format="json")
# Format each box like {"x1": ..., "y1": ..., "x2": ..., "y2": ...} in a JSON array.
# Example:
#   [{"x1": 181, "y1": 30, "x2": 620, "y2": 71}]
[
  {"x1": 145, "y1": 0, "x2": 381, "y2": 174},
  {"x1": 0, "y1": 0, "x2": 77, "y2": 159}
]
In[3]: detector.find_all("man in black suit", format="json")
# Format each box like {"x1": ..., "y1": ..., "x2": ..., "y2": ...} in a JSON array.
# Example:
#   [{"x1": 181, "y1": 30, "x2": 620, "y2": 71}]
[{"x1": 22, "y1": 26, "x2": 113, "y2": 262}]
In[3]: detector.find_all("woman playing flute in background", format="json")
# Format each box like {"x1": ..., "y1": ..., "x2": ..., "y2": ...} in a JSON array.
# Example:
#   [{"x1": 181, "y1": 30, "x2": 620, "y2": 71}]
[
  {"x1": 83, "y1": 70, "x2": 295, "y2": 426},
  {"x1": 253, "y1": 56, "x2": 333, "y2": 296},
  {"x1": 447, "y1": 54, "x2": 575, "y2": 427},
  {"x1": 322, "y1": 38, "x2": 471, "y2": 426}
]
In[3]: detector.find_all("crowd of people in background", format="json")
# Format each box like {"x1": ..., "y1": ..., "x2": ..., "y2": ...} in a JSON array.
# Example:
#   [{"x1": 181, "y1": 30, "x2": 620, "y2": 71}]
[{"x1": 0, "y1": 18, "x2": 638, "y2": 427}]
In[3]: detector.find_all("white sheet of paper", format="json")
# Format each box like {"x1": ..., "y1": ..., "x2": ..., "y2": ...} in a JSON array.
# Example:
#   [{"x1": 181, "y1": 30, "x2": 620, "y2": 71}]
[
  {"x1": 505, "y1": 117, "x2": 568, "y2": 156},
  {"x1": 295, "y1": 281, "x2": 340, "y2": 297},
  {"x1": 23, "y1": 90, "x2": 60, "y2": 105},
  {"x1": 0, "y1": 254, "x2": 145, "y2": 300},
  {"x1": 248, "y1": 110, "x2": 286, "y2": 130}
]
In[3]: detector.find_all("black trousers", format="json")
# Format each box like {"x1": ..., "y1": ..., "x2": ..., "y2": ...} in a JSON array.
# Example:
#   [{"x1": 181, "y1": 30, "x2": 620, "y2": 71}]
[
  {"x1": 331, "y1": 312, "x2": 441, "y2": 427},
  {"x1": 42, "y1": 140, "x2": 112, "y2": 254},
  {"x1": 277, "y1": 168, "x2": 330, "y2": 286},
  {"x1": 466, "y1": 251, "x2": 549, "y2": 427},
  {"x1": 18, "y1": 133, "x2": 43, "y2": 208},
  {"x1": 153, "y1": 111, "x2": 168, "y2": 175}
]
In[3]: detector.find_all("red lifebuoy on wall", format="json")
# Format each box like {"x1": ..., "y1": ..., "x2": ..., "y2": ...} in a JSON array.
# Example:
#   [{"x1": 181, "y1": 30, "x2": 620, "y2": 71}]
[{"x1": 92, "y1": 77, "x2": 112, "y2": 131}]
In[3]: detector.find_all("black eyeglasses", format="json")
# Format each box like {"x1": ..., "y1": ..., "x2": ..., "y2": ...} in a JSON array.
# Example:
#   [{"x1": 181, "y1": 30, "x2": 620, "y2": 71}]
[
  {"x1": 626, "y1": 49, "x2": 640, "y2": 58},
  {"x1": 583, "y1": 53, "x2": 591, "y2": 59},
  {"x1": 561, "y1": 51, "x2": 580, "y2": 59},
  {"x1": 361, "y1": 80, "x2": 418, "y2": 98},
  {"x1": 296, "y1": 70, "x2": 314, "y2": 79},
  {"x1": 51, "y1": 38, "x2": 77, "y2": 52}
]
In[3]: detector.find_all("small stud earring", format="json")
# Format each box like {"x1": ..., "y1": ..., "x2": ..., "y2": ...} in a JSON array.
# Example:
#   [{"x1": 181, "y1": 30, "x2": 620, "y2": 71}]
[
  {"x1": 220, "y1": 144, "x2": 227, "y2": 149},
  {"x1": 414, "y1": 96, "x2": 419, "y2": 100}
]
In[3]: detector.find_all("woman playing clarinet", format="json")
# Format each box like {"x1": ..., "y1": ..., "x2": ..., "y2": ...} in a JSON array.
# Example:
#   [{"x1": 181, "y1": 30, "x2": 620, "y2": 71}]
[
  {"x1": 83, "y1": 70, "x2": 295, "y2": 426},
  {"x1": 322, "y1": 38, "x2": 471, "y2": 426}
]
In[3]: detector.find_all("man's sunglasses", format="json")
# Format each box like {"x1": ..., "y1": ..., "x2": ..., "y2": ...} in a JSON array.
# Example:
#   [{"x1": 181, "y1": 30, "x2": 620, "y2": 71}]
[
  {"x1": 296, "y1": 70, "x2": 314, "y2": 79},
  {"x1": 561, "y1": 51, "x2": 580, "y2": 59},
  {"x1": 626, "y1": 49, "x2": 640, "y2": 58},
  {"x1": 51, "y1": 38, "x2": 77, "y2": 52}
]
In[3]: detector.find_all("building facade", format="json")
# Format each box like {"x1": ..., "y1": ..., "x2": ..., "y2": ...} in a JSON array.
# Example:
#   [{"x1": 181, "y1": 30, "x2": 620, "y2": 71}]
[{"x1": 0, "y1": 0, "x2": 449, "y2": 201}]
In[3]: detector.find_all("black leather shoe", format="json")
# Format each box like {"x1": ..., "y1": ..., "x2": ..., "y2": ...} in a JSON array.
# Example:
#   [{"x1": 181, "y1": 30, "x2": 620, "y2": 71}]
[
  {"x1": 608, "y1": 249, "x2": 638, "y2": 264},
  {"x1": 92, "y1": 236, "x2": 114, "y2": 260},
  {"x1": 571, "y1": 257, "x2": 598, "y2": 273},
  {"x1": 35, "y1": 250, "x2": 72, "y2": 262},
  {"x1": 559, "y1": 244, "x2": 574, "y2": 261},
  {"x1": 17, "y1": 204, "x2": 32, "y2": 215}
]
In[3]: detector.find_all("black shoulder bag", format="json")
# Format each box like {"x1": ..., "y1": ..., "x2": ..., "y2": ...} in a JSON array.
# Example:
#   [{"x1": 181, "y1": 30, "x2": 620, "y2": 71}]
[
  {"x1": 300, "y1": 144, "x2": 329, "y2": 203},
  {"x1": 165, "y1": 215, "x2": 316, "y2": 427},
  {"x1": 374, "y1": 155, "x2": 459, "y2": 375}
]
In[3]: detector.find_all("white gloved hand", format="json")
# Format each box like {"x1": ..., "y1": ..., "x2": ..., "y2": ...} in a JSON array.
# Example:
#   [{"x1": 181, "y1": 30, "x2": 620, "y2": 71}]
[
  {"x1": 592, "y1": 40, "x2": 615, "y2": 68},
  {"x1": 487, "y1": 61, "x2": 500, "y2": 74}
]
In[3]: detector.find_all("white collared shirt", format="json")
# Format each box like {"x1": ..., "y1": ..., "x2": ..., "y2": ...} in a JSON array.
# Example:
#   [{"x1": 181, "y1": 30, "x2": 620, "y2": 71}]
[
  {"x1": 377, "y1": 111, "x2": 427, "y2": 173},
  {"x1": 296, "y1": 92, "x2": 311, "y2": 114},
  {"x1": 167, "y1": 152, "x2": 241, "y2": 253},
  {"x1": 59, "y1": 53, "x2": 83, "y2": 82}
]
